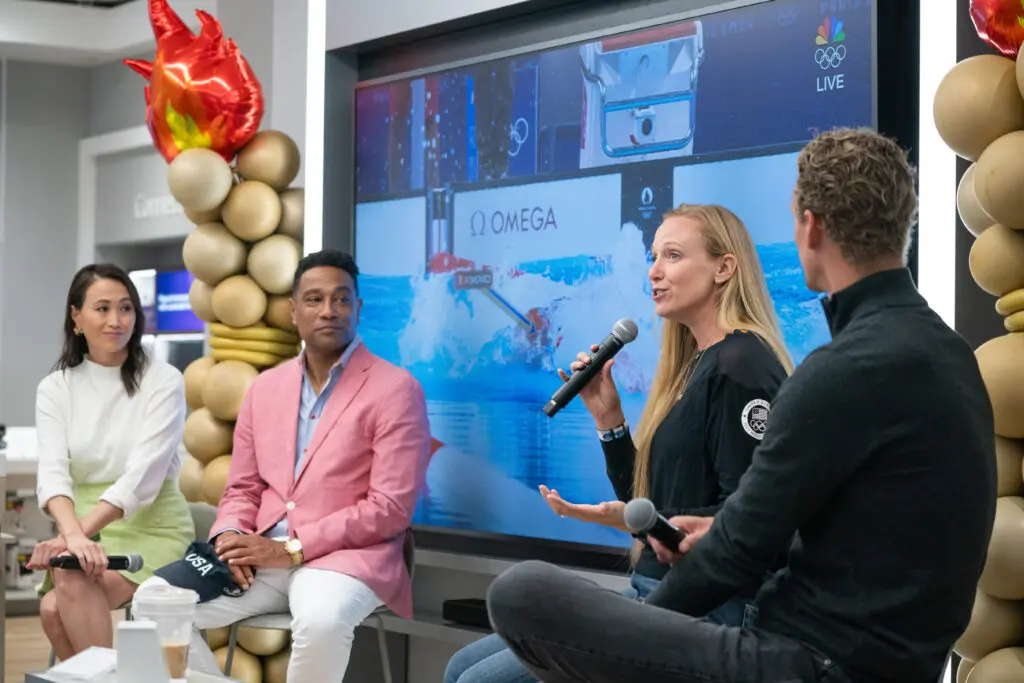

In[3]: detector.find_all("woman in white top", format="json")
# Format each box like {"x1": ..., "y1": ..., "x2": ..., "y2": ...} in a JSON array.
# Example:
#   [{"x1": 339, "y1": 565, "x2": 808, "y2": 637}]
[{"x1": 28, "y1": 263, "x2": 194, "y2": 661}]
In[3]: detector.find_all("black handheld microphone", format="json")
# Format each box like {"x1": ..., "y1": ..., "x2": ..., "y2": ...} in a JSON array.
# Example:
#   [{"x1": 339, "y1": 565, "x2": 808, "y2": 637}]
[
  {"x1": 624, "y1": 498, "x2": 686, "y2": 550},
  {"x1": 50, "y1": 553, "x2": 144, "y2": 573},
  {"x1": 543, "y1": 318, "x2": 639, "y2": 417}
]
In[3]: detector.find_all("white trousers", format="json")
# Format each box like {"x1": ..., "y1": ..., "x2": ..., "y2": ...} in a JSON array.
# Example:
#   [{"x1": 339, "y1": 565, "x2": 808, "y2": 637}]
[{"x1": 135, "y1": 567, "x2": 382, "y2": 682}]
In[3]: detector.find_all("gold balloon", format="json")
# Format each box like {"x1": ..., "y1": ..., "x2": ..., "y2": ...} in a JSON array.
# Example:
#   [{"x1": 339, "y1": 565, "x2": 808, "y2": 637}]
[
  {"x1": 211, "y1": 348, "x2": 288, "y2": 368},
  {"x1": 278, "y1": 188, "x2": 304, "y2": 242},
  {"x1": 996, "y1": 436, "x2": 1024, "y2": 497},
  {"x1": 975, "y1": 131, "x2": 1024, "y2": 230},
  {"x1": 222, "y1": 181, "x2": 283, "y2": 242},
  {"x1": 201, "y1": 360, "x2": 259, "y2": 422},
  {"x1": 247, "y1": 235, "x2": 302, "y2": 295},
  {"x1": 1017, "y1": 45, "x2": 1024, "y2": 101},
  {"x1": 213, "y1": 645, "x2": 263, "y2": 683},
  {"x1": 933, "y1": 54, "x2": 1024, "y2": 162},
  {"x1": 969, "y1": 223, "x2": 1024, "y2": 295},
  {"x1": 200, "y1": 455, "x2": 234, "y2": 507},
  {"x1": 959, "y1": 164, "x2": 996, "y2": 237},
  {"x1": 968, "y1": 647, "x2": 1024, "y2": 683},
  {"x1": 237, "y1": 626, "x2": 290, "y2": 655},
  {"x1": 211, "y1": 275, "x2": 268, "y2": 329},
  {"x1": 979, "y1": 497, "x2": 1024, "y2": 600},
  {"x1": 182, "y1": 408, "x2": 234, "y2": 465},
  {"x1": 237, "y1": 131, "x2": 301, "y2": 192},
  {"x1": 209, "y1": 322, "x2": 298, "y2": 345},
  {"x1": 955, "y1": 588, "x2": 1024, "y2": 662},
  {"x1": 264, "y1": 295, "x2": 295, "y2": 331},
  {"x1": 976, "y1": 334, "x2": 1024, "y2": 438},
  {"x1": 183, "y1": 356, "x2": 216, "y2": 410},
  {"x1": 1005, "y1": 311, "x2": 1024, "y2": 332},
  {"x1": 263, "y1": 647, "x2": 290, "y2": 683},
  {"x1": 185, "y1": 204, "x2": 223, "y2": 226},
  {"x1": 958, "y1": 658, "x2": 974, "y2": 683},
  {"x1": 996, "y1": 289, "x2": 1024, "y2": 316},
  {"x1": 183, "y1": 223, "x2": 247, "y2": 286},
  {"x1": 206, "y1": 626, "x2": 231, "y2": 651},
  {"x1": 189, "y1": 279, "x2": 217, "y2": 324},
  {"x1": 179, "y1": 455, "x2": 204, "y2": 503},
  {"x1": 167, "y1": 148, "x2": 234, "y2": 213}
]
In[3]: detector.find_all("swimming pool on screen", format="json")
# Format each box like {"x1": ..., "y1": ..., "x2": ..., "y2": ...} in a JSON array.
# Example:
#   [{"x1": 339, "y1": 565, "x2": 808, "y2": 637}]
[{"x1": 358, "y1": 221, "x2": 830, "y2": 548}]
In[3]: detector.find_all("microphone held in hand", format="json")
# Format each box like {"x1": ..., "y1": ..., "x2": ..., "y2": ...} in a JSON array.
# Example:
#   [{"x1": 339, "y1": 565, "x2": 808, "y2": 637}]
[
  {"x1": 543, "y1": 318, "x2": 639, "y2": 417},
  {"x1": 624, "y1": 498, "x2": 686, "y2": 550},
  {"x1": 49, "y1": 553, "x2": 144, "y2": 573}
]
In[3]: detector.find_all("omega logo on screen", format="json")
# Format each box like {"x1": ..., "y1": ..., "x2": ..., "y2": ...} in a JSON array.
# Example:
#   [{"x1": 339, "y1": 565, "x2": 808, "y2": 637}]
[{"x1": 469, "y1": 207, "x2": 558, "y2": 237}]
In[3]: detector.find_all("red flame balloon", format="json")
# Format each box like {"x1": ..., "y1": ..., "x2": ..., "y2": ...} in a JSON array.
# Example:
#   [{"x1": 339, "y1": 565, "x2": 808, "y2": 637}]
[
  {"x1": 970, "y1": 0, "x2": 1024, "y2": 58},
  {"x1": 124, "y1": 0, "x2": 264, "y2": 163}
]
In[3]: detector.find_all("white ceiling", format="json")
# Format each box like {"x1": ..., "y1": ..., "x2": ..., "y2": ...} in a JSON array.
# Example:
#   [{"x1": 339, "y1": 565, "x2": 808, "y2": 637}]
[{"x1": 0, "y1": 0, "x2": 215, "y2": 66}]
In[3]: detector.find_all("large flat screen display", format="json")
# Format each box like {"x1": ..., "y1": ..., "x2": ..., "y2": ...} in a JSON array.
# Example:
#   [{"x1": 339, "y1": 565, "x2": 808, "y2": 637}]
[
  {"x1": 353, "y1": 0, "x2": 874, "y2": 552},
  {"x1": 156, "y1": 270, "x2": 206, "y2": 334}
]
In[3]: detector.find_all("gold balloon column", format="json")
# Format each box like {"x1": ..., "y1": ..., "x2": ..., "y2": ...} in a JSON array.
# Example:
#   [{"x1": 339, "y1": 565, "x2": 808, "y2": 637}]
[
  {"x1": 168, "y1": 130, "x2": 304, "y2": 683},
  {"x1": 123, "y1": 0, "x2": 302, "y2": 676},
  {"x1": 933, "y1": 47, "x2": 1024, "y2": 683}
]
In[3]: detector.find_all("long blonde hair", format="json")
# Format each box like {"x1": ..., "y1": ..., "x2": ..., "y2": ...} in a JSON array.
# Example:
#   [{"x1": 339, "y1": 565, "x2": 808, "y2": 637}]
[{"x1": 630, "y1": 204, "x2": 794, "y2": 560}]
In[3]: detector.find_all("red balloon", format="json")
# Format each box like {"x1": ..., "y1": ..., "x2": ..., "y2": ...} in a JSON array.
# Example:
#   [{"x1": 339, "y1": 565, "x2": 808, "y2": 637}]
[
  {"x1": 970, "y1": 0, "x2": 1024, "y2": 58},
  {"x1": 124, "y1": 0, "x2": 264, "y2": 163}
]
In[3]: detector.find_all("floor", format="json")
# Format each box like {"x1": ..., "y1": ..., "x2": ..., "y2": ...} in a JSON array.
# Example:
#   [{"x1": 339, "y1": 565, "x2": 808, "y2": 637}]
[
  {"x1": 6, "y1": 616, "x2": 51, "y2": 682},
  {"x1": 5, "y1": 612, "x2": 127, "y2": 682}
]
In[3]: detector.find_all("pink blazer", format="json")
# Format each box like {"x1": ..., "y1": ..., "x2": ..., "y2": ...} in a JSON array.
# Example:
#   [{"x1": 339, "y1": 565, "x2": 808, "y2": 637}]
[{"x1": 212, "y1": 344, "x2": 431, "y2": 618}]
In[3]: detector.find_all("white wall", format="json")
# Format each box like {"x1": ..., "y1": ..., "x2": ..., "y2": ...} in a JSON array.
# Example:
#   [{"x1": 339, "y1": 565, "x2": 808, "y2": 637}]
[
  {"x1": 326, "y1": 0, "x2": 532, "y2": 49},
  {"x1": 0, "y1": 61, "x2": 91, "y2": 426},
  {"x1": 88, "y1": 56, "x2": 149, "y2": 137},
  {"x1": 217, "y1": 0, "x2": 309, "y2": 185}
]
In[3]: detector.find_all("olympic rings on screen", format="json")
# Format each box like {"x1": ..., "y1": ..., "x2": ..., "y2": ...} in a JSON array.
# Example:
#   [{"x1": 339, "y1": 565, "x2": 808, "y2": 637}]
[
  {"x1": 509, "y1": 117, "x2": 529, "y2": 157},
  {"x1": 814, "y1": 44, "x2": 846, "y2": 71}
]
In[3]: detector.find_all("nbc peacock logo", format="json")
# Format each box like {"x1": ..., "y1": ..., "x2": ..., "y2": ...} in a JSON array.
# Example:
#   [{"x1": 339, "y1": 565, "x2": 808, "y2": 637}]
[
  {"x1": 816, "y1": 16, "x2": 845, "y2": 45},
  {"x1": 814, "y1": 16, "x2": 847, "y2": 71}
]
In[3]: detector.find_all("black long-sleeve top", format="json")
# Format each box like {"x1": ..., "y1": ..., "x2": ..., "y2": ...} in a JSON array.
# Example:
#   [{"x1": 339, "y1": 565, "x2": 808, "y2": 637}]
[
  {"x1": 646, "y1": 268, "x2": 997, "y2": 683},
  {"x1": 602, "y1": 330, "x2": 787, "y2": 581}
]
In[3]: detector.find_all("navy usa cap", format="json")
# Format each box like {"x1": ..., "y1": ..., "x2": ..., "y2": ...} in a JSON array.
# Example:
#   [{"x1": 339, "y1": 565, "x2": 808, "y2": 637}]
[{"x1": 153, "y1": 541, "x2": 249, "y2": 603}]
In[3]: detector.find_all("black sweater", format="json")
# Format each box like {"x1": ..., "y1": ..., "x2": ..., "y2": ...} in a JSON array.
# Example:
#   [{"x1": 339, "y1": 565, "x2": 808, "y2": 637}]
[
  {"x1": 602, "y1": 330, "x2": 787, "y2": 581},
  {"x1": 647, "y1": 269, "x2": 997, "y2": 683}
]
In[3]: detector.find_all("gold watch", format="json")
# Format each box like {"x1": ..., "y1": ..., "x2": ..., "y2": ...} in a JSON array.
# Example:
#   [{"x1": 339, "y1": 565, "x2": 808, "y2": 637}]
[{"x1": 284, "y1": 538, "x2": 304, "y2": 566}]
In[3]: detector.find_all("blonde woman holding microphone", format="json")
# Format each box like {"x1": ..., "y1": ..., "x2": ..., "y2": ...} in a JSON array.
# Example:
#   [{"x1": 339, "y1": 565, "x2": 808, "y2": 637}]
[{"x1": 446, "y1": 204, "x2": 793, "y2": 683}]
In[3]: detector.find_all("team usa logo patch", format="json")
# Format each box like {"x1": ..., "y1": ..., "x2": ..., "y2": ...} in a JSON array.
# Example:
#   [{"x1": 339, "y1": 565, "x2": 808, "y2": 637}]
[{"x1": 741, "y1": 399, "x2": 771, "y2": 440}]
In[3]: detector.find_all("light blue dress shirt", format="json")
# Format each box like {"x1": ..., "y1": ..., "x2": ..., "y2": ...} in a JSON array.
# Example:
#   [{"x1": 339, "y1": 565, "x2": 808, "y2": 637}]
[{"x1": 263, "y1": 335, "x2": 362, "y2": 540}]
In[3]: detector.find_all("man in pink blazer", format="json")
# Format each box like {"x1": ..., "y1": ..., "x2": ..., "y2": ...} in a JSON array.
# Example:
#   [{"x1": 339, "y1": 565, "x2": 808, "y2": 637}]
[{"x1": 147, "y1": 250, "x2": 431, "y2": 682}]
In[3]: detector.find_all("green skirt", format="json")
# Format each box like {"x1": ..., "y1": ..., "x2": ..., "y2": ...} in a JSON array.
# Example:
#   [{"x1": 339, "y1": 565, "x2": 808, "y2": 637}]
[{"x1": 38, "y1": 477, "x2": 194, "y2": 597}]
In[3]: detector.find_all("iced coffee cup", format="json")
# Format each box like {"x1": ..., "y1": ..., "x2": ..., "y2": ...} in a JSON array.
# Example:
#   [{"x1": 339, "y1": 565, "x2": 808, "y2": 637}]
[{"x1": 132, "y1": 583, "x2": 200, "y2": 680}]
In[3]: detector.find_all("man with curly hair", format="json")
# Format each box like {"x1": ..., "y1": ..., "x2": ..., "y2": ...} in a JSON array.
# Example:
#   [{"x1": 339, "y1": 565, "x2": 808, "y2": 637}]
[{"x1": 484, "y1": 128, "x2": 997, "y2": 683}]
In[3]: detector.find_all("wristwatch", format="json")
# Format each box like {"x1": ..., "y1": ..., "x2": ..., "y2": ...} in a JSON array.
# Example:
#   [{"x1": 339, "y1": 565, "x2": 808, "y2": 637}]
[{"x1": 284, "y1": 538, "x2": 304, "y2": 566}]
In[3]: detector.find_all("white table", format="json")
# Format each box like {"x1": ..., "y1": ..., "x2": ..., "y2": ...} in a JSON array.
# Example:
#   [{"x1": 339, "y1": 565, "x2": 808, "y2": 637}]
[{"x1": 26, "y1": 672, "x2": 232, "y2": 682}]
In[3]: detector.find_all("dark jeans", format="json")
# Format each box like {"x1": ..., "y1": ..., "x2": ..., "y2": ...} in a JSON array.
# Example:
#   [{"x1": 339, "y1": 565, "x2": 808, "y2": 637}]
[
  {"x1": 447, "y1": 572, "x2": 757, "y2": 683},
  {"x1": 487, "y1": 561, "x2": 850, "y2": 683},
  {"x1": 628, "y1": 572, "x2": 757, "y2": 629}
]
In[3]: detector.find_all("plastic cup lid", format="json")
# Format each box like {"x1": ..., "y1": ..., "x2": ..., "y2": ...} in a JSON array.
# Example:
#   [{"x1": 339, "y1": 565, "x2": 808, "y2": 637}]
[{"x1": 135, "y1": 583, "x2": 200, "y2": 606}]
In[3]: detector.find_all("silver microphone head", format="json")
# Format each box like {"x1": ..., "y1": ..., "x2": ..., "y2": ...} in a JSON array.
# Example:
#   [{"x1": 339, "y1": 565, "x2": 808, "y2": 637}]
[
  {"x1": 612, "y1": 318, "x2": 639, "y2": 344},
  {"x1": 623, "y1": 498, "x2": 658, "y2": 533},
  {"x1": 126, "y1": 553, "x2": 145, "y2": 573}
]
